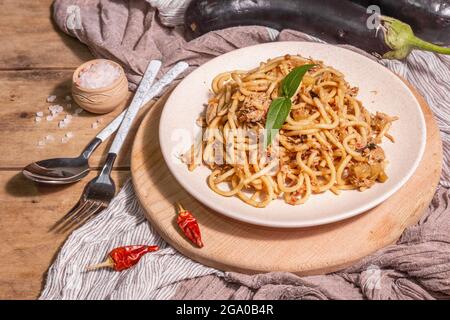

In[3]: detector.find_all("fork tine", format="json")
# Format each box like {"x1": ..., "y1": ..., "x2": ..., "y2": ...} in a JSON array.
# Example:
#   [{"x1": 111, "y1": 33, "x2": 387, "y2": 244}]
[
  {"x1": 59, "y1": 202, "x2": 105, "y2": 233},
  {"x1": 67, "y1": 201, "x2": 100, "y2": 225},
  {"x1": 54, "y1": 200, "x2": 98, "y2": 233},
  {"x1": 61, "y1": 200, "x2": 101, "y2": 232},
  {"x1": 79, "y1": 203, "x2": 107, "y2": 225},
  {"x1": 50, "y1": 200, "x2": 90, "y2": 232}
]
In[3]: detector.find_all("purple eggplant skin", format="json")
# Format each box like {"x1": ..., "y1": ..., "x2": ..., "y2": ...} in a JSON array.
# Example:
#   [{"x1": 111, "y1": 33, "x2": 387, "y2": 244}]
[
  {"x1": 185, "y1": 0, "x2": 390, "y2": 55},
  {"x1": 350, "y1": 0, "x2": 450, "y2": 44},
  {"x1": 185, "y1": 0, "x2": 450, "y2": 59}
]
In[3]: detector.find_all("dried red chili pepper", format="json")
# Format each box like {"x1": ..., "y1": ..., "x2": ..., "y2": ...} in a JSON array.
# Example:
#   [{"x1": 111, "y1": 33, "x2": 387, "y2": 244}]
[
  {"x1": 176, "y1": 203, "x2": 204, "y2": 248},
  {"x1": 87, "y1": 245, "x2": 159, "y2": 271}
]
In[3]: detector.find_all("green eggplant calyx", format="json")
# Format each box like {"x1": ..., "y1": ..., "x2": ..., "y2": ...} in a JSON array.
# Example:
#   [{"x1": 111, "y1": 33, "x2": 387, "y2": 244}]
[{"x1": 381, "y1": 16, "x2": 450, "y2": 60}]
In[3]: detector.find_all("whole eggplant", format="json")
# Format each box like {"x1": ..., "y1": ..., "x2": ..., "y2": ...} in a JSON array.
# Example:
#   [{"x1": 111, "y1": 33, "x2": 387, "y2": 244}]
[
  {"x1": 185, "y1": 0, "x2": 450, "y2": 59},
  {"x1": 350, "y1": 0, "x2": 450, "y2": 44}
]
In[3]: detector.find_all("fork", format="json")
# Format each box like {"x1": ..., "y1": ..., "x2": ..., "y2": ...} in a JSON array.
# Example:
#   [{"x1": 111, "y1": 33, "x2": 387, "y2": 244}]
[{"x1": 53, "y1": 61, "x2": 189, "y2": 232}]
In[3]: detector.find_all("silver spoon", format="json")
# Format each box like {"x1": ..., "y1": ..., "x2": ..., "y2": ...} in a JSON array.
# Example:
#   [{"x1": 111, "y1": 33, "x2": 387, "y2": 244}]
[
  {"x1": 22, "y1": 138, "x2": 100, "y2": 184},
  {"x1": 23, "y1": 64, "x2": 165, "y2": 185}
]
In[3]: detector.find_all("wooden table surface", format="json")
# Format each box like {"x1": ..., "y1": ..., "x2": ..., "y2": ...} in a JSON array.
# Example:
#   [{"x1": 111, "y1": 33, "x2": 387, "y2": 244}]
[{"x1": 0, "y1": 0, "x2": 145, "y2": 299}]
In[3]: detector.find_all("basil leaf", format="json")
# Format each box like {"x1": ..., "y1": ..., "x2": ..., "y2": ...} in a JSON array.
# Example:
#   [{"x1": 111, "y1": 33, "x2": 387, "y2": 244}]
[
  {"x1": 265, "y1": 97, "x2": 292, "y2": 147},
  {"x1": 263, "y1": 63, "x2": 316, "y2": 147},
  {"x1": 281, "y1": 64, "x2": 315, "y2": 98}
]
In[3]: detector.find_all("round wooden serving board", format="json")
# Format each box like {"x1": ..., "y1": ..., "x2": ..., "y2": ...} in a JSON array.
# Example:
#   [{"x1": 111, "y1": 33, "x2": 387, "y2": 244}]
[{"x1": 131, "y1": 80, "x2": 442, "y2": 275}]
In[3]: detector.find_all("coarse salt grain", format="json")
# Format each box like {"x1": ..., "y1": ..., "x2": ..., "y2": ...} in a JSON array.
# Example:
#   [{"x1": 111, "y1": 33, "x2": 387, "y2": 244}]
[
  {"x1": 35, "y1": 117, "x2": 42, "y2": 122},
  {"x1": 91, "y1": 122, "x2": 99, "y2": 129},
  {"x1": 65, "y1": 132, "x2": 74, "y2": 139},
  {"x1": 65, "y1": 114, "x2": 73, "y2": 120},
  {"x1": 46, "y1": 115, "x2": 54, "y2": 121},
  {"x1": 36, "y1": 111, "x2": 44, "y2": 117},
  {"x1": 49, "y1": 105, "x2": 63, "y2": 114},
  {"x1": 37, "y1": 140, "x2": 45, "y2": 146},
  {"x1": 47, "y1": 95, "x2": 57, "y2": 103},
  {"x1": 75, "y1": 107, "x2": 83, "y2": 114},
  {"x1": 46, "y1": 135, "x2": 54, "y2": 141},
  {"x1": 78, "y1": 61, "x2": 121, "y2": 89},
  {"x1": 61, "y1": 137, "x2": 68, "y2": 144}
]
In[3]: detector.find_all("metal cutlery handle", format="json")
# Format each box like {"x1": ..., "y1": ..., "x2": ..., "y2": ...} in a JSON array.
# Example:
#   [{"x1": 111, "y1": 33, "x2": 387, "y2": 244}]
[
  {"x1": 96, "y1": 111, "x2": 127, "y2": 142},
  {"x1": 96, "y1": 61, "x2": 161, "y2": 142},
  {"x1": 108, "y1": 61, "x2": 189, "y2": 155},
  {"x1": 95, "y1": 62, "x2": 188, "y2": 142}
]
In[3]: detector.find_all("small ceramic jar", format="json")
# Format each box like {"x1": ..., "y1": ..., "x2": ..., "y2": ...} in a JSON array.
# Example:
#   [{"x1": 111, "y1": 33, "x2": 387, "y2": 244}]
[{"x1": 72, "y1": 59, "x2": 129, "y2": 114}]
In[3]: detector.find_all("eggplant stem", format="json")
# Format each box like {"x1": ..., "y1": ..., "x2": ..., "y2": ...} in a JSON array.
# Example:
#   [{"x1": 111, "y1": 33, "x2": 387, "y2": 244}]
[
  {"x1": 381, "y1": 16, "x2": 450, "y2": 59},
  {"x1": 410, "y1": 37, "x2": 450, "y2": 55}
]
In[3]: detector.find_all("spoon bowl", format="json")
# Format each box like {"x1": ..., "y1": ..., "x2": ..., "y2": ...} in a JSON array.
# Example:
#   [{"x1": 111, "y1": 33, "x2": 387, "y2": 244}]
[{"x1": 22, "y1": 138, "x2": 101, "y2": 184}]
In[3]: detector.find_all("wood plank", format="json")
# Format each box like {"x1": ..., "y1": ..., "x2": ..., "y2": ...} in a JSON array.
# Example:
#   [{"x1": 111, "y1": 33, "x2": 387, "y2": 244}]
[
  {"x1": 0, "y1": 0, "x2": 92, "y2": 69},
  {"x1": 0, "y1": 69, "x2": 157, "y2": 168},
  {"x1": 0, "y1": 170, "x2": 130, "y2": 299},
  {"x1": 0, "y1": 0, "x2": 137, "y2": 300}
]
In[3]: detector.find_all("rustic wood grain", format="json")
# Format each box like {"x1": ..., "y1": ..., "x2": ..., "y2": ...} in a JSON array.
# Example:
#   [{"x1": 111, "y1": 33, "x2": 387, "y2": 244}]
[
  {"x1": 0, "y1": 0, "x2": 92, "y2": 69},
  {"x1": 0, "y1": 0, "x2": 136, "y2": 299},
  {"x1": 0, "y1": 70, "x2": 159, "y2": 168},
  {"x1": 131, "y1": 82, "x2": 442, "y2": 275},
  {"x1": 0, "y1": 170, "x2": 129, "y2": 299}
]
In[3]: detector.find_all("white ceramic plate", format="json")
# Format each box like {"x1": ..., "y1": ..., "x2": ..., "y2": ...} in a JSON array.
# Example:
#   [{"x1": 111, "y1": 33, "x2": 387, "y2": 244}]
[{"x1": 159, "y1": 42, "x2": 426, "y2": 228}]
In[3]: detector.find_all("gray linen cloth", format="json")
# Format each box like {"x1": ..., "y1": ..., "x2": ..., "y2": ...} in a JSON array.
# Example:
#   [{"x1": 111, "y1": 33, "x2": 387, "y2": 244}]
[{"x1": 41, "y1": 0, "x2": 450, "y2": 299}]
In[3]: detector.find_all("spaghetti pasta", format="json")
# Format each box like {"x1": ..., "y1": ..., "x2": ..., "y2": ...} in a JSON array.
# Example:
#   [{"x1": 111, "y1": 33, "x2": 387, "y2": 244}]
[{"x1": 185, "y1": 55, "x2": 398, "y2": 208}]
